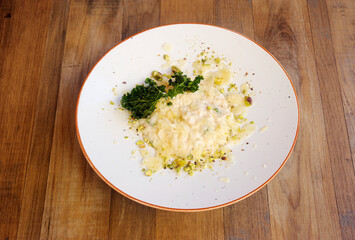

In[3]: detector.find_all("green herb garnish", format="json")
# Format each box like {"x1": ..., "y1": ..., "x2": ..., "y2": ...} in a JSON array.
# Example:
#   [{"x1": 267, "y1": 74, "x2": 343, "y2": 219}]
[
  {"x1": 214, "y1": 107, "x2": 221, "y2": 113},
  {"x1": 121, "y1": 71, "x2": 203, "y2": 119},
  {"x1": 166, "y1": 72, "x2": 203, "y2": 99},
  {"x1": 121, "y1": 78, "x2": 166, "y2": 119}
]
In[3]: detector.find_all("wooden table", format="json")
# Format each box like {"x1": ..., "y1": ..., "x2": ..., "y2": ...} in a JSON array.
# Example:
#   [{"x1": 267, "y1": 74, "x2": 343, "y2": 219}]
[{"x1": 1, "y1": 0, "x2": 354, "y2": 239}]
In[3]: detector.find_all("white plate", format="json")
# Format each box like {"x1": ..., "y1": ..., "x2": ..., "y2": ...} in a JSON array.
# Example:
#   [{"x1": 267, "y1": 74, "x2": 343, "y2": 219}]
[{"x1": 76, "y1": 24, "x2": 299, "y2": 211}]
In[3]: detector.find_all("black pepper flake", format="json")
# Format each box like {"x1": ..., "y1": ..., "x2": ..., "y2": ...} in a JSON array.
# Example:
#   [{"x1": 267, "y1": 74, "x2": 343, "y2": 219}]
[
  {"x1": 252, "y1": 73, "x2": 255, "y2": 75},
  {"x1": 250, "y1": 88, "x2": 253, "y2": 91},
  {"x1": 221, "y1": 156, "x2": 227, "y2": 160},
  {"x1": 122, "y1": 81, "x2": 127, "y2": 84},
  {"x1": 246, "y1": 142, "x2": 249, "y2": 145},
  {"x1": 244, "y1": 72, "x2": 248, "y2": 76}
]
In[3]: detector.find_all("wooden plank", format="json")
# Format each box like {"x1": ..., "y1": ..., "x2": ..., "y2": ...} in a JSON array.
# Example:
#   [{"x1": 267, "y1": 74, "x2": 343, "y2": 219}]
[
  {"x1": 39, "y1": 1, "x2": 123, "y2": 239},
  {"x1": 156, "y1": 2, "x2": 224, "y2": 240},
  {"x1": 252, "y1": 0, "x2": 343, "y2": 239},
  {"x1": 0, "y1": 0, "x2": 53, "y2": 239},
  {"x1": 108, "y1": 0, "x2": 158, "y2": 239},
  {"x1": 215, "y1": 1, "x2": 272, "y2": 239},
  {"x1": 109, "y1": 195, "x2": 156, "y2": 239},
  {"x1": 15, "y1": 0, "x2": 71, "y2": 239},
  {"x1": 160, "y1": 0, "x2": 215, "y2": 24},
  {"x1": 156, "y1": 210, "x2": 224, "y2": 240},
  {"x1": 308, "y1": 0, "x2": 355, "y2": 238},
  {"x1": 215, "y1": 0, "x2": 255, "y2": 37},
  {"x1": 0, "y1": 0, "x2": 12, "y2": 54},
  {"x1": 122, "y1": 0, "x2": 160, "y2": 38},
  {"x1": 223, "y1": 190, "x2": 271, "y2": 240},
  {"x1": 326, "y1": 0, "x2": 355, "y2": 170}
]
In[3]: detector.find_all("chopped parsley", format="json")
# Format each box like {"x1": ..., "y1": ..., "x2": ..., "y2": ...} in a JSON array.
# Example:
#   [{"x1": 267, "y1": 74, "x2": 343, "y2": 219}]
[
  {"x1": 121, "y1": 71, "x2": 203, "y2": 119},
  {"x1": 166, "y1": 72, "x2": 203, "y2": 99}
]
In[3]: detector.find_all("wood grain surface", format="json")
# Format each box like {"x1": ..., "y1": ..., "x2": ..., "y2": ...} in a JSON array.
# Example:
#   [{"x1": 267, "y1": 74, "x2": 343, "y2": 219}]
[{"x1": 0, "y1": 0, "x2": 354, "y2": 239}]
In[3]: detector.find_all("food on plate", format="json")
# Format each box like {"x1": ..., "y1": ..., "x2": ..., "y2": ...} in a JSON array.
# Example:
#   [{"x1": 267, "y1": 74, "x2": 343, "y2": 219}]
[{"x1": 121, "y1": 53, "x2": 255, "y2": 176}]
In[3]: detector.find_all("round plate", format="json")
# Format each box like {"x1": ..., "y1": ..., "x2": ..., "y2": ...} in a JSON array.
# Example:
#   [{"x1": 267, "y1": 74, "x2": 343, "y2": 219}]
[{"x1": 76, "y1": 24, "x2": 299, "y2": 211}]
